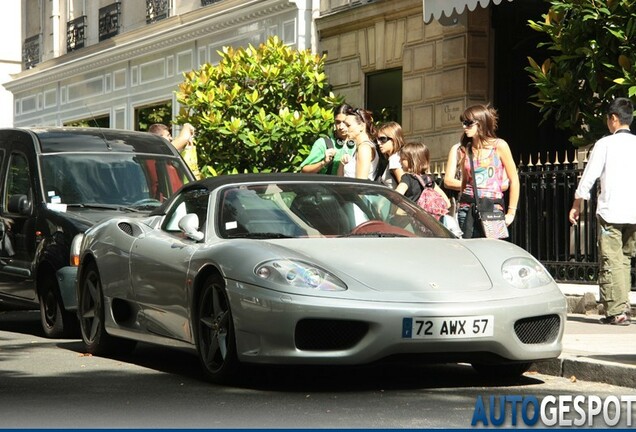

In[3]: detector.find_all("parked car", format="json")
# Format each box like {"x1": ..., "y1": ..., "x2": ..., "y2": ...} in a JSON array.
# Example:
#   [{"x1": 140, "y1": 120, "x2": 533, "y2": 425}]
[
  {"x1": 0, "y1": 127, "x2": 194, "y2": 337},
  {"x1": 75, "y1": 173, "x2": 567, "y2": 384}
]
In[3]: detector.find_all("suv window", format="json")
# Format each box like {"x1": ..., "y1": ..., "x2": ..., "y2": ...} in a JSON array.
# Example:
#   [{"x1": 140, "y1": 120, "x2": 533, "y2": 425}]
[
  {"x1": 5, "y1": 152, "x2": 31, "y2": 213},
  {"x1": 40, "y1": 154, "x2": 190, "y2": 209}
]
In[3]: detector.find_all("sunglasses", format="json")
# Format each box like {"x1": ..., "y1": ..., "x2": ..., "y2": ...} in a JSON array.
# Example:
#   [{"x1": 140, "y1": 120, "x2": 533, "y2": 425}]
[
  {"x1": 461, "y1": 120, "x2": 477, "y2": 127},
  {"x1": 377, "y1": 136, "x2": 392, "y2": 144}
]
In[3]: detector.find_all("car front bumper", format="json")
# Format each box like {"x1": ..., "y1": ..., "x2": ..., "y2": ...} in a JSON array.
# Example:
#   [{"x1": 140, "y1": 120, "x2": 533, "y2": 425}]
[{"x1": 228, "y1": 281, "x2": 567, "y2": 366}]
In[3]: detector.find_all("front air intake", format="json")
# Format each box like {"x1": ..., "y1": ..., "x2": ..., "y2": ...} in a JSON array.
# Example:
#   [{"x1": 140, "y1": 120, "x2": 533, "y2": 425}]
[{"x1": 514, "y1": 314, "x2": 561, "y2": 344}]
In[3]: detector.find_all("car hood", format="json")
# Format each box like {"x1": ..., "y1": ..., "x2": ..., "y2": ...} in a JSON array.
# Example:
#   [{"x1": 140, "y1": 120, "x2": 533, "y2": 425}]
[
  {"x1": 53, "y1": 206, "x2": 150, "y2": 232},
  {"x1": 274, "y1": 238, "x2": 491, "y2": 292},
  {"x1": 229, "y1": 237, "x2": 511, "y2": 304}
]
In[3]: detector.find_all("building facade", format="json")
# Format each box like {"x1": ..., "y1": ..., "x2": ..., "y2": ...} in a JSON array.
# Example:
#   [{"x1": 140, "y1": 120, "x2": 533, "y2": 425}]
[
  {"x1": 0, "y1": 1, "x2": 22, "y2": 128},
  {"x1": 5, "y1": 0, "x2": 314, "y2": 131},
  {"x1": 4, "y1": 0, "x2": 559, "y2": 165}
]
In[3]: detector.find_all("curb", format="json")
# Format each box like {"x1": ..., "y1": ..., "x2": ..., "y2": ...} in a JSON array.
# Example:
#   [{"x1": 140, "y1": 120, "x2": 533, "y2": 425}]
[{"x1": 531, "y1": 356, "x2": 636, "y2": 388}]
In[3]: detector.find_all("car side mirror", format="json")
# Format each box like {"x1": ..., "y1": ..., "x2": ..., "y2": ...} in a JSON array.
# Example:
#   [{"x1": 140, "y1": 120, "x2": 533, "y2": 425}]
[
  {"x1": 178, "y1": 213, "x2": 204, "y2": 241},
  {"x1": 8, "y1": 194, "x2": 31, "y2": 215}
]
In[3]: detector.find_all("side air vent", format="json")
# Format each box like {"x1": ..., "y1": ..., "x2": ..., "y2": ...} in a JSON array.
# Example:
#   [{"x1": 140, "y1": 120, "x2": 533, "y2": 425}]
[{"x1": 117, "y1": 222, "x2": 134, "y2": 236}]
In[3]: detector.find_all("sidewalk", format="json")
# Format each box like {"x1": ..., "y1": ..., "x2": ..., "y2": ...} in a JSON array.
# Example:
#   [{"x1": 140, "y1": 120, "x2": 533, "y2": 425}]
[{"x1": 530, "y1": 284, "x2": 636, "y2": 388}]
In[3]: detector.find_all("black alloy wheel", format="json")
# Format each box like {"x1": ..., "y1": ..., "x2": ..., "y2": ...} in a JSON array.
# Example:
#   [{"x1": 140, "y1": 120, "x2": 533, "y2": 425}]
[
  {"x1": 79, "y1": 261, "x2": 135, "y2": 356},
  {"x1": 196, "y1": 274, "x2": 238, "y2": 384}
]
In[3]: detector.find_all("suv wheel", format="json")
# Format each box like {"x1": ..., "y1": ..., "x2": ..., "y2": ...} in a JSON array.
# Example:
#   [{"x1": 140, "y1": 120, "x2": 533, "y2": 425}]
[{"x1": 39, "y1": 277, "x2": 75, "y2": 338}]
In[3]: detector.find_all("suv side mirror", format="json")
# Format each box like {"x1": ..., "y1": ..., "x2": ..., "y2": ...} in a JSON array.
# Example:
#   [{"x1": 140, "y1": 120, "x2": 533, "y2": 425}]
[
  {"x1": 178, "y1": 213, "x2": 204, "y2": 241},
  {"x1": 8, "y1": 194, "x2": 31, "y2": 215}
]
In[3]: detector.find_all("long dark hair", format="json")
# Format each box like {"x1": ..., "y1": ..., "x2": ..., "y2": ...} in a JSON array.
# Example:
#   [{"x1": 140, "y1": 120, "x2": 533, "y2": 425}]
[
  {"x1": 460, "y1": 104, "x2": 499, "y2": 149},
  {"x1": 346, "y1": 107, "x2": 377, "y2": 140}
]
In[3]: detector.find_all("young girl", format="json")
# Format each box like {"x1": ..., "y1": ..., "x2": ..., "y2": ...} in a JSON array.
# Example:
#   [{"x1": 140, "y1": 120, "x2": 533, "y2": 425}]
[
  {"x1": 396, "y1": 142, "x2": 450, "y2": 219},
  {"x1": 338, "y1": 108, "x2": 379, "y2": 180},
  {"x1": 457, "y1": 104, "x2": 519, "y2": 238},
  {"x1": 376, "y1": 121, "x2": 405, "y2": 188}
]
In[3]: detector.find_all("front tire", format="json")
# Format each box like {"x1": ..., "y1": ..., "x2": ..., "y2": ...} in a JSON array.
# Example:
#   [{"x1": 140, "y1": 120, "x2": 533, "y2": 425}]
[
  {"x1": 39, "y1": 276, "x2": 76, "y2": 338},
  {"x1": 196, "y1": 274, "x2": 238, "y2": 384},
  {"x1": 78, "y1": 261, "x2": 136, "y2": 356}
]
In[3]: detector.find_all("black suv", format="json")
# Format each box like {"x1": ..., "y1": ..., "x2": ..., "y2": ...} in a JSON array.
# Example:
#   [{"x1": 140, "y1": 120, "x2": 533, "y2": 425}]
[{"x1": 0, "y1": 127, "x2": 194, "y2": 337}]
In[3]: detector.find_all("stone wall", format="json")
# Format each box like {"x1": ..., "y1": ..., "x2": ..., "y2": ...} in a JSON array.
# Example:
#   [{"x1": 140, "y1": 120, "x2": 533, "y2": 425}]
[{"x1": 317, "y1": 0, "x2": 493, "y2": 166}]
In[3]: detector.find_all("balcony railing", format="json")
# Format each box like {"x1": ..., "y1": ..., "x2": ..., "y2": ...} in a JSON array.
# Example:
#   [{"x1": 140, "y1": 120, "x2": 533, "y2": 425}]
[
  {"x1": 99, "y1": 2, "x2": 121, "y2": 41},
  {"x1": 146, "y1": 0, "x2": 169, "y2": 24},
  {"x1": 67, "y1": 16, "x2": 87, "y2": 52},
  {"x1": 22, "y1": 35, "x2": 40, "y2": 69}
]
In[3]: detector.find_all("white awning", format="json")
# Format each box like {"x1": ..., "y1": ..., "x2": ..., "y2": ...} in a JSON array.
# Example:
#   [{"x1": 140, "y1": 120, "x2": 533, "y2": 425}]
[{"x1": 423, "y1": 0, "x2": 514, "y2": 23}]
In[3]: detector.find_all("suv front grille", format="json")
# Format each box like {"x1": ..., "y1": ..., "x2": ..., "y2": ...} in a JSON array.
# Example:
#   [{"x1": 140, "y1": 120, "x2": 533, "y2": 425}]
[{"x1": 514, "y1": 314, "x2": 561, "y2": 344}]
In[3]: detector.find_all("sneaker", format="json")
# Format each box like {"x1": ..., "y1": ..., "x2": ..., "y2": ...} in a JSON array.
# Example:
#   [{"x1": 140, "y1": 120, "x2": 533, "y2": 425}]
[{"x1": 599, "y1": 313, "x2": 631, "y2": 326}]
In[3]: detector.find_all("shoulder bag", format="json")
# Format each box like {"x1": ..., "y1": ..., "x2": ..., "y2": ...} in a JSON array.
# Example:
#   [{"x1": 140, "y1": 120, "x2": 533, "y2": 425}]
[{"x1": 467, "y1": 146, "x2": 509, "y2": 239}]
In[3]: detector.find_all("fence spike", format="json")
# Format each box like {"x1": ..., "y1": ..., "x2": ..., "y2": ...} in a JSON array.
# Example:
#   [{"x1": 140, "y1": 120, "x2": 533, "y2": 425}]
[
  {"x1": 544, "y1": 151, "x2": 552, "y2": 167},
  {"x1": 553, "y1": 151, "x2": 561, "y2": 166},
  {"x1": 535, "y1": 152, "x2": 543, "y2": 167},
  {"x1": 526, "y1": 153, "x2": 534, "y2": 168},
  {"x1": 563, "y1": 151, "x2": 570, "y2": 165}
]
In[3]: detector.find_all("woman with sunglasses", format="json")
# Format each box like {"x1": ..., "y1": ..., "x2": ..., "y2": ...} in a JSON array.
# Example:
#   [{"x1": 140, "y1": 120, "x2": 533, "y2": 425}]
[
  {"x1": 457, "y1": 104, "x2": 519, "y2": 238},
  {"x1": 338, "y1": 108, "x2": 379, "y2": 180},
  {"x1": 376, "y1": 121, "x2": 405, "y2": 188},
  {"x1": 300, "y1": 104, "x2": 355, "y2": 175}
]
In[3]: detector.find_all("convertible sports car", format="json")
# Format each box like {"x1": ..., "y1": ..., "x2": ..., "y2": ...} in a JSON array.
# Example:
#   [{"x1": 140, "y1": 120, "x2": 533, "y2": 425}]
[{"x1": 75, "y1": 174, "x2": 566, "y2": 384}]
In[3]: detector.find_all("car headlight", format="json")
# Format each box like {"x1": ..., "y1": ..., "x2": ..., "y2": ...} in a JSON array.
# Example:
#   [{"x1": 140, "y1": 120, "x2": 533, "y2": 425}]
[
  {"x1": 501, "y1": 257, "x2": 553, "y2": 289},
  {"x1": 255, "y1": 259, "x2": 347, "y2": 291},
  {"x1": 70, "y1": 233, "x2": 85, "y2": 267}
]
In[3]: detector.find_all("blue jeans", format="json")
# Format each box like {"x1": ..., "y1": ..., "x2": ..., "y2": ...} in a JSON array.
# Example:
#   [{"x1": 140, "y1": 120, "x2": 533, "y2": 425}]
[{"x1": 457, "y1": 205, "x2": 485, "y2": 239}]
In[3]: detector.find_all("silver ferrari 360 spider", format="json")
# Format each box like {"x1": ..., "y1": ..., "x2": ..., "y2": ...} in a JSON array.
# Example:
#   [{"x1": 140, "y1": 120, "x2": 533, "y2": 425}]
[{"x1": 74, "y1": 174, "x2": 566, "y2": 384}]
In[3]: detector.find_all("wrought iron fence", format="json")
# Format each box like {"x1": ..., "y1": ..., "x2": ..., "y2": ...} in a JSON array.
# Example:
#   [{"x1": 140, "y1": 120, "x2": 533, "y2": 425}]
[{"x1": 435, "y1": 150, "x2": 635, "y2": 288}]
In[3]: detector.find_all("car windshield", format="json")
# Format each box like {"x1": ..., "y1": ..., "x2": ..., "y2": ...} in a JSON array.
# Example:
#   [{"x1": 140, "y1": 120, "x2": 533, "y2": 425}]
[
  {"x1": 40, "y1": 153, "x2": 191, "y2": 209},
  {"x1": 217, "y1": 182, "x2": 453, "y2": 239}
]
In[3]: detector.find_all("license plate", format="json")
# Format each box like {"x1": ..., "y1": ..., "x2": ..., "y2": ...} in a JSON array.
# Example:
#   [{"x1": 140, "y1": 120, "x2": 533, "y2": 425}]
[{"x1": 402, "y1": 315, "x2": 494, "y2": 339}]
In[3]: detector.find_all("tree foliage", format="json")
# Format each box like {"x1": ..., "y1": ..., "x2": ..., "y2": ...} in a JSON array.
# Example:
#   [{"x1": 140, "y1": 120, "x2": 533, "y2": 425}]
[
  {"x1": 175, "y1": 36, "x2": 343, "y2": 175},
  {"x1": 526, "y1": 0, "x2": 636, "y2": 146}
]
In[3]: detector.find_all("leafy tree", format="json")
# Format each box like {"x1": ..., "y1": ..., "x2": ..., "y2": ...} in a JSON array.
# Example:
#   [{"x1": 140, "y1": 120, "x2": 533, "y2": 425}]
[
  {"x1": 175, "y1": 36, "x2": 343, "y2": 175},
  {"x1": 526, "y1": 0, "x2": 636, "y2": 146},
  {"x1": 137, "y1": 103, "x2": 172, "y2": 131}
]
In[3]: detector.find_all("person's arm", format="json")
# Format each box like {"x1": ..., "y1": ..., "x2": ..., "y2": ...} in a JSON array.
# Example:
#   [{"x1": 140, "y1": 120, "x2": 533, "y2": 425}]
[
  {"x1": 338, "y1": 153, "x2": 350, "y2": 176},
  {"x1": 395, "y1": 181, "x2": 408, "y2": 195},
  {"x1": 497, "y1": 140, "x2": 520, "y2": 226},
  {"x1": 444, "y1": 144, "x2": 462, "y2": 191},
  {"x1": 300, "y1": 138, "x2": 329, "y2": 173},
  {"x1": 355, "y1": 142, "x2": 373, "y2": 179},
  {"x1": 302, "y1": 159, "x2": 327, "y2": 174},
  {"x1": 569, "y1": 197, "x2": 583, "y2": 225},
  {"x1": 172, "y1": 123, "x2": 195, "y2": 152},
  {"x1": 392, "y1": 167, "x2": 405, "y2": 183},
  {"x1": 568, "y1": 141, "x2": 606, "y2": 224}
]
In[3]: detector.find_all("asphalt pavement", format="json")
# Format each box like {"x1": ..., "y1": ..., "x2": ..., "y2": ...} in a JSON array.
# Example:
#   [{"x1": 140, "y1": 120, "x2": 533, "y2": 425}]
[{"x1": 531, "y1": 284, "x2": 636, "y2": 388}]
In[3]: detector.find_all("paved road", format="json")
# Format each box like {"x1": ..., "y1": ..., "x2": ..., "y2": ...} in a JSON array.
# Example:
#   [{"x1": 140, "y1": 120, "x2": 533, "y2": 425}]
[{"x1": 1, "y1": 310, "x2": 634, "y2": 428}]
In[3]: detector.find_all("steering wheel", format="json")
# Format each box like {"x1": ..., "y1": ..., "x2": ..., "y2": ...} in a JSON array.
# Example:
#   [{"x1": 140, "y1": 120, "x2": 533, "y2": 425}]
[
  {"x1": 349, "y1": 220, "x2": 416, "y2": 237},
  {"x1": 130, "y1": 198, "x2": 161, "y2": 208}
]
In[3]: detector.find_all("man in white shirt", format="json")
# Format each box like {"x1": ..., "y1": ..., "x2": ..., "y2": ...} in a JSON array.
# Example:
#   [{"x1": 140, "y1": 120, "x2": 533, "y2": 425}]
[{"x1": 569, "y1": 97, "x2": 636, "y2": 326}]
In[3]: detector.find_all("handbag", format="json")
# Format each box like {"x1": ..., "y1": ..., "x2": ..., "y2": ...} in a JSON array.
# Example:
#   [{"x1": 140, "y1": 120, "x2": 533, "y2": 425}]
[{"x1": 467, "y1": 146, "x2": 509, "y2": 239}]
